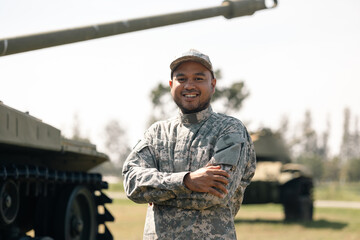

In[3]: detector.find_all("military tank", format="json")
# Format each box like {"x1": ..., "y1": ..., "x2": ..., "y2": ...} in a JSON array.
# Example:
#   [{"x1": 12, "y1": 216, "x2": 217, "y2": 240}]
[
  {"x1": 0, "y1": 102, "x2": 114, "y2": 239},
  {"x1": 243, "y1": 128, "x2": 314, "y2": 221},
  {"x1": 0, "y1": 1, "x2": 277, "y2": 238}
]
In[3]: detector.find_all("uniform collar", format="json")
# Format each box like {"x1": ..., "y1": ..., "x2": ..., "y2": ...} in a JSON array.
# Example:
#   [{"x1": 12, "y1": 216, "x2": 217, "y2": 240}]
[{"x1": 179, "y1": 106, "x2": 213, "y2": 124}]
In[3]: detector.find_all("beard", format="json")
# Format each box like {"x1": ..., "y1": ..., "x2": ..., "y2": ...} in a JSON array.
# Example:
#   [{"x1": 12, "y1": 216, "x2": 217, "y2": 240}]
[{"x1": 172, "y1": 94, "x2": 211, "y2": 114}]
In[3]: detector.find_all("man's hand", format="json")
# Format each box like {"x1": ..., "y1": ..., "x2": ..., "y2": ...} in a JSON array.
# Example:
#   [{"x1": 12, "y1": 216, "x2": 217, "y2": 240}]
[{"x1": 183, "y1": 165, "x2": 230, "y2": 198}]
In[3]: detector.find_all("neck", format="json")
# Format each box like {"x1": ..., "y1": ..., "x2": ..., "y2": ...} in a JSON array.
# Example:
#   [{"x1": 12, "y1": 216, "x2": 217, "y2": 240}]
[{"x1": 179, "y1": 106, "x2": 213, "y2": 124}]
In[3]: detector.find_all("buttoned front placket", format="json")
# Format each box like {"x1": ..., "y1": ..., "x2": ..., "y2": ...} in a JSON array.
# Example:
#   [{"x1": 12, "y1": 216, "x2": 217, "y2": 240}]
[
  {"x1": 173, "y1": 107, "x2": 213, "y2": 172},
  {"x1": 173, "y1": 123, "x2": 200, "y2": 172}
]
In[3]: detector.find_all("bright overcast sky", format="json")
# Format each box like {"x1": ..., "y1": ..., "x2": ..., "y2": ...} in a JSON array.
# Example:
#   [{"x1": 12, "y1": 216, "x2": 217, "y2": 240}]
[{"x1": 1, "y1": 0, "x2": 359, "y2": 156}]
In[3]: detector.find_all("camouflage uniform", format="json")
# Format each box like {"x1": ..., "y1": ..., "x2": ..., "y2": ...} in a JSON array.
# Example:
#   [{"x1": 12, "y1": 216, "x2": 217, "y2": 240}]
[{"x1": 123, "y1": 106, "x2": 256, "y2": 239}]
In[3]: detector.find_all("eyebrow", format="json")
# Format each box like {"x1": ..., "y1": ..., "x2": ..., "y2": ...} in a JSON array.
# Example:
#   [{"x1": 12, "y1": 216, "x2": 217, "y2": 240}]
[
  {"x1": 194, "y1": 72, "x2": 206, "y2": 76},
  {"x1": 175, "y1": 72, "x2": 206, "y2": 78},
  {"x1": 175, "y1": 73, "x2": 185, "y2": 78}
]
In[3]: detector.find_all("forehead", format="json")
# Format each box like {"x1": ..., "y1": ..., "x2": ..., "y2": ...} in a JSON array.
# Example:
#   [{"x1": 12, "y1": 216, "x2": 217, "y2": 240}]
[{"x1": 173, "y1": 61, "x2": 211, "y2": 75}]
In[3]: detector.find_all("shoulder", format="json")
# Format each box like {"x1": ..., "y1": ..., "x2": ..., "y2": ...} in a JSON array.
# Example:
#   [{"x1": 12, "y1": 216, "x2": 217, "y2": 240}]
[
  {"x1": 145, "y1": 116, "x2": 179, "y2": 138},
  {"x1": 148, "y1": 116, "x2": 178, "y2": 131},
  {"x1": 211, "y1": 112, "x2": 245, "y2": 130},
  {"x1": 210, "y1": 112, "x2": 253, "y2": 142}
]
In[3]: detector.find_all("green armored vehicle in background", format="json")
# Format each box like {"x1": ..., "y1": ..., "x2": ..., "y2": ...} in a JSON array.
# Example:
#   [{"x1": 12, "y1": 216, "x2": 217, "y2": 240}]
[{"x1": 243, "y1": 128, "x2": 314, "y2": 221}]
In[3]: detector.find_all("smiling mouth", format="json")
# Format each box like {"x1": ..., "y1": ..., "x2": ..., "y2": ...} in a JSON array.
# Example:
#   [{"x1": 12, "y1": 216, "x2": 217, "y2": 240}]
[
  {"x1": 183, "y1": 94, "x2": 198, "y2": 98},
  {"x1": 182, "y1": 91, "x2": 200, "y2": 98}
]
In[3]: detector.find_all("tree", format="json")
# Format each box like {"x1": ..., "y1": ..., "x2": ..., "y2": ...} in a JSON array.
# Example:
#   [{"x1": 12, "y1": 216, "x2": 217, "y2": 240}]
[
  {"x1": 102, "y1": 119, "x2": 131, "y2": 167},
  {"x1": 340, "y1": 108, "x2": 360, "y2": 163},
  {"x1": 91, "y1": 119, "x2": 131, "y2": 177},
  {"x1": 71, "y1": 112, "x2": 90, "y2": 142},
  {"x1": 302, "y1": 110, "x2": 318, "y2": 154},
  {"x1": 292, "y1": 110, "x2": 328, "y2": 182},
  {"x1": 148, "y1": 69, "x2": 249, "y2": 124},
  {"x1": 346, "y1": 158, "x2": 360, "y2": 181},
  {"x1": 149, "y1": 82, "x2": 175, "y2": 125},
  {"x1": 69, "y1": 114, "x2": 130, "y2": 177},
  {"x1": 212, "y1": 81, "x2": 249, "y2": 115},
  {"x1": 297, "y1": 154, "x2": 324, "y2": 182},
  {"x1": 322, "y1": 157, "x2": 341, "y2": 182},
  {"x1": 340, "y1": 108, "x2": 351, "y2": 163},
  {"x1": 339, "y1": 109, "x2": 360, "y2": 182}
]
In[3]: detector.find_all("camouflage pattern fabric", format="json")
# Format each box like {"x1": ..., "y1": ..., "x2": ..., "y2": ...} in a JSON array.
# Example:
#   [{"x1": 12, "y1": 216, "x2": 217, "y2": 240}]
[{"x1": 123, "y1": 106, "x2": 256, "y2": 240}]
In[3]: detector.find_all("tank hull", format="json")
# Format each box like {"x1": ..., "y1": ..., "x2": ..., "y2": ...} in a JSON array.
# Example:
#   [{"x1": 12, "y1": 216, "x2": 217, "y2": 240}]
[{"x1": 0, "y1": 102, "x2": 114, "y2": 239}]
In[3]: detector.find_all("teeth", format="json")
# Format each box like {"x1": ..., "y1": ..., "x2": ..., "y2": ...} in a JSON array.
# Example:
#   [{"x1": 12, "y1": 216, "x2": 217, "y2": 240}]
[{"x1": 184, "y1": 94, "x2": 197, "y2": 98}]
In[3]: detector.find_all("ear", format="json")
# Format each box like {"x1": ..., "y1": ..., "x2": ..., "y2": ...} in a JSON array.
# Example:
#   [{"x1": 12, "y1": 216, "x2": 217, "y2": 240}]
[
  {"x1": 211, "y1": 78, "x2": 216, "y2": 94},
  {"x1": 169, "y1": 80, "x2": 173, "y2": 88}
]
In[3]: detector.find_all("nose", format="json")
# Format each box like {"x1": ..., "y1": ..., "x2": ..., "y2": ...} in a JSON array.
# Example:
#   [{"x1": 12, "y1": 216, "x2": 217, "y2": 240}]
[{"x1": 184, "y1": 79, "x2": 196, "y2": 90}]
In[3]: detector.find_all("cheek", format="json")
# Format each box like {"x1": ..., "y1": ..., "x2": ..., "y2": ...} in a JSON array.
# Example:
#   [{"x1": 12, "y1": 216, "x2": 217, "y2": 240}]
[
  {"x1": 171, "y1": 86, "x2": 180, "y2": 97},
  {"x1": 202, "y1": 84, "x2": 215, "y2": 96}
]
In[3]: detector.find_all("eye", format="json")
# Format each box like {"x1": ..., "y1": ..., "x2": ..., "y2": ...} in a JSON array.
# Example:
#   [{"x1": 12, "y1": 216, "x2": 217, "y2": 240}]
[
  {"x1": 177, "y1": 78, "x2": 186, "y2": 83},
  {"x1": 195, "y1": 77, "x2": 204, "y2": 81}
]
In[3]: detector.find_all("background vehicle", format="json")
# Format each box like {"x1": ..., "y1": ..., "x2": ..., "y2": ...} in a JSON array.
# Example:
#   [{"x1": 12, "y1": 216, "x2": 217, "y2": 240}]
[{"x1": 243, "y1": 128, "x2": 314, "y2": 221}]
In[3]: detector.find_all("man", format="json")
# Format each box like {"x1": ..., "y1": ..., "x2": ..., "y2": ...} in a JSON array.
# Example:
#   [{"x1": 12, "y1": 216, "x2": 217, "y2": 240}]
[{"x1": 123, "y1": 49, "x2": 256, "y2": 239}]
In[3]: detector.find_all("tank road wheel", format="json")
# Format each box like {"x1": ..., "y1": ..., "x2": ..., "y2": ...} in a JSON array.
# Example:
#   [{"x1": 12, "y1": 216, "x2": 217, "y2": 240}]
[
  {"x1": 0, "y1": 180, "x2": 19, "y2": 226},
  {"x1": 53, "y1": 186, "x2": 97, "y2": 240}
]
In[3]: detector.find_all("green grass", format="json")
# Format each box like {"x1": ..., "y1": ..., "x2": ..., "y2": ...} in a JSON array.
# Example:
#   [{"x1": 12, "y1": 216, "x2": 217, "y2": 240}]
[
  {"x1": 106, "y1": 181, "x2": 360, "y2": 239},
  {"x1": 315, "y1": 182, "x2": 360, "y2": 201},
  {"x1": 106, "y1": 199, "x2": 147, "y2": 240},
  {"x1": 106, "y1": 200, "x2": 360, "y2": 240},
  {"x1": 236, "y1": 204, "x2": 360, "y2": 240},
  {"x1": 107, "y1": 182, "x2": 124, "y2": 192}
]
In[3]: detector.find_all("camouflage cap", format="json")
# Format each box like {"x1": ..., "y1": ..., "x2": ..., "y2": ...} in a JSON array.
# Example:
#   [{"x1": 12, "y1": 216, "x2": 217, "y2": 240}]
[{"x1": 170, "y1": 49, "x2": 213, "y2": 77}]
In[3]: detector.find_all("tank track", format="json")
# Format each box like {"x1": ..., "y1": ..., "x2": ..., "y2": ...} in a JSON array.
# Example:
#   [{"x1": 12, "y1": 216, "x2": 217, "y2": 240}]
[{"x1": 0, "y1": 164, "x2": 114, "y2": 240}]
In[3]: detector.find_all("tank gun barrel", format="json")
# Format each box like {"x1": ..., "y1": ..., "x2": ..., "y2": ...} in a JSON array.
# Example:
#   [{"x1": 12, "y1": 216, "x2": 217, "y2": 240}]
[{"x1": 0, "y1": 0, "x2": 277, "y2": 57}]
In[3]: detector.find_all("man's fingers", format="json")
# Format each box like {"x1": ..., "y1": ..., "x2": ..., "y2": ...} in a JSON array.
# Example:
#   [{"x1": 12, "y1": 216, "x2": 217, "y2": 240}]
[
  {"x1": 208, "y1": 187, "x2": 225, "y2": 198},
  {"x1": 213, "y1": 175, "x2": 229, "y2": 185},
  {"x1": 213, "y1": 169, "x2": 230, "y2": 178},
  {"x1": 184, "y1": 165, "x2": 231, "y2": 195},
  {"x1": 205, "y1": 164, "x2": 221, "y2": 169},
  {"x1": 205, "y1": 165, "x2": 230, "y2": 176},
  {"x1": 208, "y1": 169, "x2": 230, "y2": 180},
  {"x1": 212, "y1": 182, "x2": 228, "y2": 194}
]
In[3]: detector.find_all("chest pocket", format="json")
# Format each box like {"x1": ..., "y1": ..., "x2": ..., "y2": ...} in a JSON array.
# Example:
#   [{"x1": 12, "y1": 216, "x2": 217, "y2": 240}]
[
  {"x1": 190, "y1": 146, "x2": 212, "y2": 171},
  {"x1": 154, "y1": 138, "x2": 175, "y2": 172}
]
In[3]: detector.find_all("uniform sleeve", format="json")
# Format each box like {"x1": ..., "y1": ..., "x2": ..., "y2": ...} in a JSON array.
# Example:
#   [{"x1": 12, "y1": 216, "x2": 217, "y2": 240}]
[
  {"x1": 156, "y1": 130, "x2": 256, "y2": 210},
  {"x1": 122, "y1": 138, "x2": 191, "y2": 204}
]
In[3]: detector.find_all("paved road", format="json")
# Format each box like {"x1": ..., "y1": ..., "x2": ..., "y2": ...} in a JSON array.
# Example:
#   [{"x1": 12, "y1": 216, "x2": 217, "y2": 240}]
[
  {"x1": 106, "y1": 191, "x2": 360, "y2": 209},
  {"x1": 315, "y1": 200, "x2": 360, "y2": 209}
]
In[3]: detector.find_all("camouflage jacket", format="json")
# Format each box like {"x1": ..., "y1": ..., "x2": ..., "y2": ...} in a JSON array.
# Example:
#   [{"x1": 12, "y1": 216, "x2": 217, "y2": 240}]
[{"x1": 123, "y1": 106, "x2": 256, "y2": 240}]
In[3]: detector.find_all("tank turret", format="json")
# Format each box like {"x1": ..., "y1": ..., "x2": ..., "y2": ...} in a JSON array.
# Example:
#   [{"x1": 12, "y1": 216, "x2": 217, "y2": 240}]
[{"x1": 243, "y1": 128, "x2": 314, "y2": 221}]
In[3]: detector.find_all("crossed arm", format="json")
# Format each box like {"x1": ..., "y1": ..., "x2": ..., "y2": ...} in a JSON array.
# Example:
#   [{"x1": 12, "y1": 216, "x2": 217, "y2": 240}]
[
  {"x1": 183, "y1": 164, "x2": 230, "y2": 198},
  {"x1": 122, "y1": 132, "x2": 255, "y2": 210}
]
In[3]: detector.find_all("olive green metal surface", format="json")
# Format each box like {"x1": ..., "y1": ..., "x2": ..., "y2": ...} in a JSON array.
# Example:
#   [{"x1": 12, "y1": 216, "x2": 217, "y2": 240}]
[{"x1": 0, "y1": 0, "x2": 277, "y2": 57}]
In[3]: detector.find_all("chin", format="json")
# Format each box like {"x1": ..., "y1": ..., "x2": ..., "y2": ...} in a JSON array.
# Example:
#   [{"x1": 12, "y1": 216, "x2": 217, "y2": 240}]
[
  {"x1": 181, "y1": 105, "x2": 208, "y2": 114},
  {"x1": 182, "y1": 109, "x2": 198, "y2": 114}
]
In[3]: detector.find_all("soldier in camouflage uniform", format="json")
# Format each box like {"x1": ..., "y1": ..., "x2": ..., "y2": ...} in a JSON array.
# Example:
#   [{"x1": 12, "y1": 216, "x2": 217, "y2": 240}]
[{"x1": 123, "y1": 49, "x2": 256, "y2": 240}]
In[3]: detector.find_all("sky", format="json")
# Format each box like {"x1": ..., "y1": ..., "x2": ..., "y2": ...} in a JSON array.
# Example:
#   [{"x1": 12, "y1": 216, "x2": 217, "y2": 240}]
[{"x1": 1, "y1": 0, "x2": 359, "y2": 156}]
